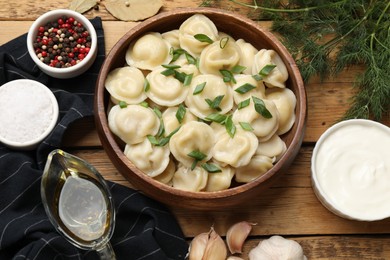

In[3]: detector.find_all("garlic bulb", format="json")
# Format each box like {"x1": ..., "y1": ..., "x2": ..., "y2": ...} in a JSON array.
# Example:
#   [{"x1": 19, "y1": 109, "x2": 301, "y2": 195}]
[
  {"x1": 226, "y1": 221, "x2": 254, "y2": 254},
  {"x1": 188, "y1": 227, "x2": 227, "y2": 260},
  {"x1": 248, "y1": 235, "x2": 307, "y2": 260}
]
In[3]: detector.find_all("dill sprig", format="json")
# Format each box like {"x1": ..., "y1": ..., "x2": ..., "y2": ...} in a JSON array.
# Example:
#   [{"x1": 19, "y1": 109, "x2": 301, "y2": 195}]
[{"x1": 201, "y1": 0, "x2": 390, "y2": 121}]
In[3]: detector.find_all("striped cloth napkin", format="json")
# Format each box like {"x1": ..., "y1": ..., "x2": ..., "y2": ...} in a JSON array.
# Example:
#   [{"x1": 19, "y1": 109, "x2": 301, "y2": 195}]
[{"x1": 0, "y1": 17, "x2": 188, "y2": 260}]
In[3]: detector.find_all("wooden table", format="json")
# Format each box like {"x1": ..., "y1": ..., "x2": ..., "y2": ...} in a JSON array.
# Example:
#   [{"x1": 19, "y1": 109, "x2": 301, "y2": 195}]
[{"x1": 1, "y1": 1, "x2": 389, "y2": 259}]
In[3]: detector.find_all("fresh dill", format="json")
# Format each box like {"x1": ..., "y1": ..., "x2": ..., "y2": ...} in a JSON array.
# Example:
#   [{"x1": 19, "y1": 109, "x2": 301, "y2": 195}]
[{"x1": 201, "y1": 0, "x2": 390, "y2": 121}]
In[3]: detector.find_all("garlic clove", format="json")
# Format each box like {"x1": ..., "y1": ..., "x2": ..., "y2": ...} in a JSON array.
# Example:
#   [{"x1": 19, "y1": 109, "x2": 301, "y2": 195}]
[
  {"x1": 202, "y1": 227, "x2": 227, "y2": 260},
  {"x1": 226, "y1": 221, "x2": 254, "y2": 254},
  {"x1": 188, "y1": 232, "x2": 209, "y2": 260}
]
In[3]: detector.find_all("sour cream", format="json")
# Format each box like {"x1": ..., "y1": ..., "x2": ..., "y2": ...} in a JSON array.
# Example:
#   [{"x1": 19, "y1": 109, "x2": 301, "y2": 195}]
[
  {"x1": 0, "y1": 79, "x2": 59, "y2": 150},
  {"x1": 311, "y1": 119, "x2": 390, "y2": 221}
]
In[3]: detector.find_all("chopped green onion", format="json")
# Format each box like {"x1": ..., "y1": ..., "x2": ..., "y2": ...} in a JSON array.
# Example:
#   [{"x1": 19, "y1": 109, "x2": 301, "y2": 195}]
[
  {"x1": 252, "y1": 74, "x2": 263, "y2": 81},
  {"x1": 147, "y1": 135, "x2": 159, "y2": 145},
  {"x1": 161, "y1": 68, "x2": 175, "y2": 76},
  {"x1": 202, "y1": 163, "x2": 222, "y2": 173},
  {"x1": 234, "y1": 83, "x2": 256, "y2": 94},
  {"x1": 183, "y1": 73, "x2": 193, "y2": 86},
  {"x1": 139, "y1": 101, "x2": 149, "y2": 108},
  {"x1": 205, "y1": 113, "x2": 227, "y2": 124},
  {"x1": 219, "y1": 69, "x2": 236, "y2": 84},
  {"x1": 162, "y1": 64, "x2": 181, "y2": 70},
  {"x1": 156, "y1": 123, "x2": 165, "y2": 137},
  {"x1": 190, "y1": 160, "x2": 198, "y2": 170},
  {"x1": 171, "y1": 48, "x2": 186, "y2": 63},
  {"x1": 119, "y1": 101, "x2": 127, "y2": 108},
  {"x1": 205, "y1": 95, "x2": 224, "y2": 111},
  {"x1": 194, "y1": 34, "x2": 213, "y2": 44},
  {"x1": 176, "y1": 104, "x2": 186, "y2": 124},
  {"x1": 188, "y1": 150, "x2": 207, "y2": 161},
  {"x1": 144, "y1": 79, "x2": 150, "y2": 92},
  {"x1": 153, "y1": 107, "x2": 162, "y2": 118},
  {"x1": 231, "y1": 65, "x2": 247, "y2": 74},
  {"x1": 239, "y1": 122, "x2": 254, "y2": 131},
  {"x1": 219, "y1": 37, "x2": 229, "y2": 49},
  {"x1": 174, "y1": 70, "x2": 187, "y2": 83},
  {"x1": 159, "y1": 126, "x2": 180, "y2": 146},
  {"x1": 259, "y1": 64, "x2": 276, "y2": 76},
  {"x1": 185, "y1": 52, "x2": 197, "y2": 65},
  {"x1": 188, "y1": 150, "x2": 208, "y2": 170},
  {"x1": 252, "y1": 96, "x2": 273, "y2": 118},
  {"x1": 169, "y1": 47, "x2": 174, "y2": 55},
  {"x1": 225, "y1": 115, "x2": 236, "y2": 138},
  {"x1": 148, "y1": 126, "x2": 181, "y2": 147},
  {"x1": 193, "y1": 82, "x2": 206, "y2": 95},
  {"x1": 153, "y1": 107, "x2": 164, "y2": 137},
  {"x1": 157, "y1": 136, "x2": 170, "y2": 146},
  {"x1": 237, "y1": 98, "x2": 250, "y2": 110}
]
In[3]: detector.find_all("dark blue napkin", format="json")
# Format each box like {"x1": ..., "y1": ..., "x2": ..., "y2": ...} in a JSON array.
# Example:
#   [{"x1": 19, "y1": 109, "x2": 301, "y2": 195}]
[{"x1": 0, "y1": 17, "x2": 188, "y2": 260}]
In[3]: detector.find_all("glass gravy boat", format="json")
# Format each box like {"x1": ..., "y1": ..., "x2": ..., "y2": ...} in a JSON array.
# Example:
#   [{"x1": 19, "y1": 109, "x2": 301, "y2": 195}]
[{"x1": 41, "y1": 149, "x2": 116, "y2": 259}]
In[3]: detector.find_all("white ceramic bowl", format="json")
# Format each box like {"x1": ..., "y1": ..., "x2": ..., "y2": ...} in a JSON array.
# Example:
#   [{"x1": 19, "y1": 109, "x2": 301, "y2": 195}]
[
  {"x1": 0, "y1": 79, "x2": 59, "y2": 150},
  {"x1": 311, "y1": 119, "x2": 390, "y2": 221},
  {"x1": 27, "y1": 9, "x2": 97, "y2": 79}
]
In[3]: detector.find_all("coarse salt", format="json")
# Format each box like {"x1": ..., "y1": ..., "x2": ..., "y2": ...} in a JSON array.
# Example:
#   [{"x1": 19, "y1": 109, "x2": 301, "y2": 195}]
[{"x1": 0, "y1": 79, "x2": 59, "y2": 149}]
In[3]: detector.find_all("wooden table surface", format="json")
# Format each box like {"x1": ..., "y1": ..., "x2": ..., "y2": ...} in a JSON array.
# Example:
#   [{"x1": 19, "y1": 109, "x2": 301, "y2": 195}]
[{"x1": 1, "y1": 0, "x2": 389, "y2": 259}]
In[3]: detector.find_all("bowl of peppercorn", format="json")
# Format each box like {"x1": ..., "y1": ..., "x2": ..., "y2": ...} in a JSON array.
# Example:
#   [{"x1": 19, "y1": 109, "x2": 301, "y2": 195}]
[{"x1": 27, "y1": 9, "x2": 97, "y2": 79}]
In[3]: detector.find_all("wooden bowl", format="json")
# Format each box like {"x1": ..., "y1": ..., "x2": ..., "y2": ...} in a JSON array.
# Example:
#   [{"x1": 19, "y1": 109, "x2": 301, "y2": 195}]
[{"x1": 94, "y1": 8, "x2": 307, "y2": 210}]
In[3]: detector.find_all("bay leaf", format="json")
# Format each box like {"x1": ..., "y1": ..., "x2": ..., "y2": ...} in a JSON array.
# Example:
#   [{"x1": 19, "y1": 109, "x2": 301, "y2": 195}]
[
  {"x1": 105, "y1": 0, "x2": 163, "y2": 21},
  {"x1": 69, "y1": 0, "x2": 98, "y2": 14}
]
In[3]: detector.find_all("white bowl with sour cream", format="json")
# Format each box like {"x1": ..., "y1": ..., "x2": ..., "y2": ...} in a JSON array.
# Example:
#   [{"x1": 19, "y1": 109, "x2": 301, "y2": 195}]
[
  {"x1": 0, "y1": 79, "x2": 59, "y2": 150},
  {"x1": 311, "y1": 119, "x2": 390, "y2": 221}
]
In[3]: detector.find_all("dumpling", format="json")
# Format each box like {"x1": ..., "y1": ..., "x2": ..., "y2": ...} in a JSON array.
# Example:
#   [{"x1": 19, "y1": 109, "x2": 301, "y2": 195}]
[
  {"x1": 232, "y1": 74, "x2": 265, "y2": 105},
  {"x1": 266, "y1": 88, "x2": 296, "y2": 135},
  {"x1": 198, "y1": 39, "x2": 242, "y2": 75},
  {"x1": 126, "y1": 32, "x2": 172, "y2": 70},
  {"x1": 232, "y1": 99, "x2": 279, "y2": 142},
  {"x1": 179, "y1": 14, "x2": 219, "y2": 57},
  {"x1": 162, "y1": 29, "x2": 180, "y2": 49},
  {"x1": 210, "y1": 122, "x2": 226, "y2": 139},
  {"x1": 236, "y1": 38, "x2": 258, "y2": 74},
  {"x1": 218, "y1": 32, "x2": 235, "y2": 41},
  {"x1": 204, "y1": 163, "x2": 235, "y2": 192},
  {"x1": 169, "y1": 121, "x2": 215, "y2": 167},
  {"x1": 145, "y1": 67, "x2": 189, "y2": 106},
  {"x1": 153, "y1": 160, "x2": 176, "y2": 185},
  {"x1": 235, "y1": 155, "x2": 274, "y2": 183},
  {"x1": 162, "y1": 106, "x2": 197, "y2": 135},
  {"x1": 170, "y1": 54, "x2": 200, "y2": 78},
  {"x1": 105, "y1": 66, "x2": 147, "y2": 105},
  {"x1": 212, "y1": 127, "x2": 258, "y2": 168},
  {"x1": 185, "y1": 74, "x2": 233, "y2": 119},
  {"x1": 256, "y1": 134, "x2": 287, "y2": 162},
  {"x1": 172, "y1": 164, "x2": 208, "y2": 192},
  {"x1": 252, "y1": 49, "x2": 288, "y2": 88},
  {"x1": 124, "y1": 139, "x2": 170, "y2": 177},
  {"x1": 108, "y1": 104, "x2": 160, "y2": 145}
]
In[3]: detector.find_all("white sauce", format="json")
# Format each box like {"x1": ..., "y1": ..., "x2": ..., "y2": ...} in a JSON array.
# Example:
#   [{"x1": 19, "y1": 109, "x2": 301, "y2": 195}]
[
  {"x1": 0, "y1": 79, "x2": 58, "y2": 147},
  {"x1": 312, "y1": 119, "x2": 390, "y2": 221}
]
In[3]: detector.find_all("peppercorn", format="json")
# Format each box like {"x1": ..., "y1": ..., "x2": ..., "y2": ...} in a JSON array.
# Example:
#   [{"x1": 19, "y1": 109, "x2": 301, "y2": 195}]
[{"x1": 33, "y1": 15, "x2": 92, "y2": 68}]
